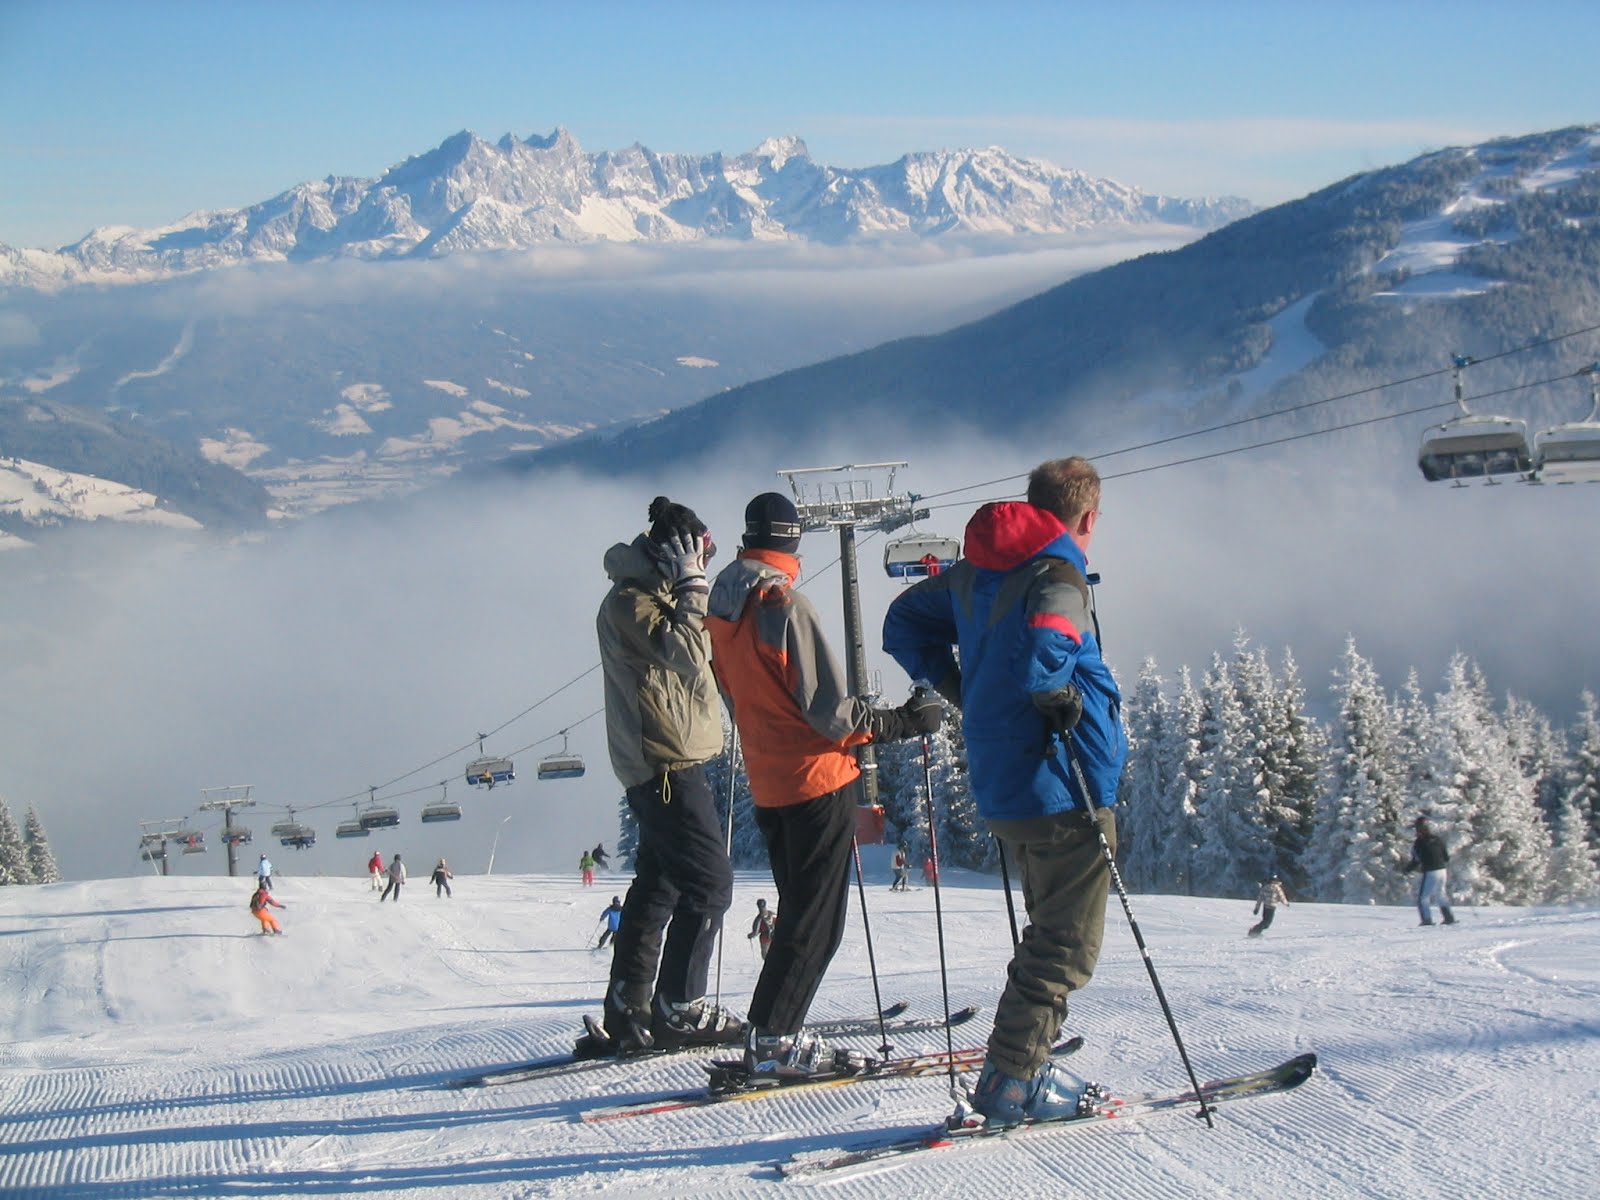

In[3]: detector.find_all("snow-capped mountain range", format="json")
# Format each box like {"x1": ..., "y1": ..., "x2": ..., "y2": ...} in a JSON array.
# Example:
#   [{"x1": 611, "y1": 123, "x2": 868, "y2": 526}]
[{"x1": 0, "y1": 129, "x2": 1250, "y2": 289}]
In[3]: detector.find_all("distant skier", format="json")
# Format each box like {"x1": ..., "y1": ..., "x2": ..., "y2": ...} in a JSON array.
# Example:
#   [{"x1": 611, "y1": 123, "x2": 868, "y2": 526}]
[
  {"x1": 597, "y1": 896, "x2": 624, "y2": 949},
  {"x1": 922, "y1": 855, "x2": 938, "y2": 887},
  {"x1": 380, "y1": 853, "x2": 406, "y2": 902},
  {"x1": 257, "y1": 854, "x2": 274, "y2": 890},
  {"x1": 368, "y1": 850, "x2": 385, "y2": 891},
  {"x1": 431, "y1": 858, "x2": 453, "y2": 898},
  {"x1": 592, "y1": 842, "x2": 611, "y2": 870},
  {"x1": 579, "y1": 849, "x2": 597, "y2": 887},
  {"x1": 249, "y1": 881, "x2": 285, "y2": 935},
  {"x1": 747, "y1": 898, "x2": 776, "y2": 959},
  {"x1": 1403, "y1": 816, "x2": 1457, "y2": 926},
  {"x1": 1248, "y1": 875, "x2": 1289, "y2": 937},
  {"x1": 890, "y1": 844, "x2": 911, "y2": 892}
]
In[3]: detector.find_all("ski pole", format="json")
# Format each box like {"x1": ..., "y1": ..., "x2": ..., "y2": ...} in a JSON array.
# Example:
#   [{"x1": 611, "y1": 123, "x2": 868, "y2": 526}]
[
  {"x1": 995, "y1": 837, "x2": 1021, "y2": 948},
  {"x1": 712, "y1": 724, "x2": 740, "y2": 1008},
  {"x1": 919, "y1": 731, "x2": 961, "y2": 1099},
  {"x1": 849, "y1": 835, "x2": 894, "y2": 1057},
  {"x1": 1061, "y1": 733, "x2": 1214, "y2": 1127}
]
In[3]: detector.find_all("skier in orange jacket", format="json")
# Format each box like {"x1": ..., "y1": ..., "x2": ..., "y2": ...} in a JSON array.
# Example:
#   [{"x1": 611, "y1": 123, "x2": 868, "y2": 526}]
[{"x1": 250, "y1": 882, "x2": 285, "y2": 935}]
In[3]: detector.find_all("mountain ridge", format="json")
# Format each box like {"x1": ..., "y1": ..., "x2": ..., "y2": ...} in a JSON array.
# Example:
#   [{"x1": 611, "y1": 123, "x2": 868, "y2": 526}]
[{"x1": 0, "y1": 127, "x2": 1251, "y2": 289}]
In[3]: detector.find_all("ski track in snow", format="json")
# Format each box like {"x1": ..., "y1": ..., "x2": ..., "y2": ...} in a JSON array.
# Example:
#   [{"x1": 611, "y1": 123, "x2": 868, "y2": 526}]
[{"x1": 0, "y1": 874, "x2": 1596, "y2": 1198}]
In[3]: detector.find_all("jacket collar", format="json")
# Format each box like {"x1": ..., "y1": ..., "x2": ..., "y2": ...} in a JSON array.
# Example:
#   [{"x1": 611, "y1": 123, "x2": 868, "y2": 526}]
[{"x1": 963, "y1": 501, "x2": 1086, "y2": 574}]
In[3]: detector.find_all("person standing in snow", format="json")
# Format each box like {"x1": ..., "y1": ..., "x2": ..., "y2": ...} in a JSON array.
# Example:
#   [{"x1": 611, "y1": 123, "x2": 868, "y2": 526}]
[
  {"x1": 368, "y1": 850, "x2": 385, "y2": 891},
  {"x1": 890, "y1": 844, "x2": 911, "y2": 892},
  {"x1": 1404, "y1": 816, "x2": 1457, "y2": 926},
  {"x1": 380, "y1": 853, "x2": 406, "y2": 902},
  {"x1": 250, "y1": 881, "x2": 285, "y2": 935},
  {"x1": 884, "y1": 455, "x2": 1127, "y2": 1128},
  {"x1": 592, "y1": 842, "x2": 611, "y2": 870},
  {"x1": 707, "y1": 490, "x2": 941, "y2": 1078},
  {"x1": 589, "y1": 495, "x2": 743, "y2": 1055},
  {"x1": 431, "y1": 858, "x2": 453, "y2": 898},
  {"x1": 256, "y1": 854, "x2": 274, "y2": 890},
  {"x1": 1248, "y1": 875, "x2": 1289, "y2": 937},
  {"x1": 579, "y1": 849, "x2": 597, "y2": 887},
  {"x1": 747, "y1": 898, "x2": 776, "y2": 959},
  {"x1": 596, "y1": 896, "x2": 625, "y2": 950},
  {"x1": 922, "y1": 855, "x2": 938, "y2": 887}
]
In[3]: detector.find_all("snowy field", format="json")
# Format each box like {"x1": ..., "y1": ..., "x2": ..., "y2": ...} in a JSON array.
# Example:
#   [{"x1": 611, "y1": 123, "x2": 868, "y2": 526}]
[{"x1": 1, "y1": 867, "x2": 1596, "y2": 1199}]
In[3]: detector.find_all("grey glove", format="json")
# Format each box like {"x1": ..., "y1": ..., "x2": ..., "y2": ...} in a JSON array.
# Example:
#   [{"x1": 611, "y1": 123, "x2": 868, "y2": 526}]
[
  {"x1": 659, "y1": 528, "x2": 708, "y2": 593},
  {"x1": 870, "y1": 690, "x2": 944, "y2": 742},
  {"x1": 1032, "y1": 684, "x2": 1084, "y2": 735}
]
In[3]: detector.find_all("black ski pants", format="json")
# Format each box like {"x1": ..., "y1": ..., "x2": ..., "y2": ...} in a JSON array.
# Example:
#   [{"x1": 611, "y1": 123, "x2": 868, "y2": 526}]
[
  {"x1": 609, "y1": 765, "x2": 733, "y2": 1012},
  {"x1": 748, "y1": 787, "x2": 856, "y2": 1035}
]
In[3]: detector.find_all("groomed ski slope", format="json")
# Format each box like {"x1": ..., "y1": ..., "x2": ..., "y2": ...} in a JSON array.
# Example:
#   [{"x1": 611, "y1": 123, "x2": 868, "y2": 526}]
[{"x1": 0, "y1": 870, "x2": 1595, "y2": 1199}]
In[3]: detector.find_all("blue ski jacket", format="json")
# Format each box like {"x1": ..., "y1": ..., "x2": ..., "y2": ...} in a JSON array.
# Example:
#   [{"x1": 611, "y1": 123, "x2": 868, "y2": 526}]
[{"x1": 882, "y1": 501, "x2": 1126, "y2": 822}]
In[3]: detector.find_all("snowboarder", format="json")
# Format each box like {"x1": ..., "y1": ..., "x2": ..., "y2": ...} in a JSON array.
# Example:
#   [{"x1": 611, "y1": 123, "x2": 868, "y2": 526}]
[
  {"x1": 249, "y1": 881, "x2": 285, "y2": 935},
  {"x1": 380, "y1": 853, "x2": 406, "y2": 902},
  {"x1": 1249, "y1": 875, "x2": 1289, "y2": 937},
  {"x1": 747, "y1": 898, "x2": 776, "y2": 958},
  {"x1": 579, "y1": 849, "x2": 596, "y2": 887},
  {"x1": 592, "y1": 842, "x2": 611, "y2": 870},
  {"x1": 890, "y1": 844, "x2": 911, "y2": 892},
  {"x1": 256, "y1": 853, "x2": 273, "y2": 890},
  {"x1": 596, "y1": 896, "x2": 624, "y2": 949},
  {"x1": 589, "y1": 494, "x2": 743, "y2": 1056},
  {"x1": 707, "y1": 490, "x2": 940, "y2": 1077},
  {"x1": 368, "y1": 850, "x2": 384, "y2": 890},
  {"x1": 1403, "y1": 815, "x2": 1457, "y2": 926},
  {"x1": 431, "y1": 858, "x2": 453, "y2": 898},
  {"x1": 885, "y1": 455, "x2": 1127, "y2": 1127}
]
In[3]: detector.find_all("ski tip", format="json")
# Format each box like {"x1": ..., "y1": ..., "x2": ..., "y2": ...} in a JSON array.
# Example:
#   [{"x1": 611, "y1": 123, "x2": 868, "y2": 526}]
[
  {"x1": 1053, "y1": 1034, "x2": 1086, "y2": 1056},
  {"x1": 949, "y1": 1005, "x2": 980, "y2": 1025},
  {"x1": 1285, "y1": 1052, "x2": 1319, "y2": 1082},
  {"x1": 880, "y1": 1001, "x2": 911, "y2": 1020}
]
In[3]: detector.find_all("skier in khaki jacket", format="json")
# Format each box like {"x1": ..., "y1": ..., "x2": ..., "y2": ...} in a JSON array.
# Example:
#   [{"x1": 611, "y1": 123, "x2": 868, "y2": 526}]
[
  {"x1": 1249, "y1": 875, "x2": 1289, "y2": 937},
  {"x1": 586, "y1": 495, "x2": 743, "y2": 1057}
]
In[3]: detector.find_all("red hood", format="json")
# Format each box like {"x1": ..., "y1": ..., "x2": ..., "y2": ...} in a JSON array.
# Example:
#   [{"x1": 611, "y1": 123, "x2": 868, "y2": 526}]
[{"x1": 963, "y1": 502, "x2": 1078, "y2": 572}]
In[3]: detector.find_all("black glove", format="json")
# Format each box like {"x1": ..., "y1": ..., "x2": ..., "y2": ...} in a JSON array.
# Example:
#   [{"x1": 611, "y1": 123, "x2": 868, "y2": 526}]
[
  {"x1": 870, "y1": 690, "x2": 943, "y2": 742},
  {"x1": 1032, "y1": 684, "x2": 1084, "y2": 735}
]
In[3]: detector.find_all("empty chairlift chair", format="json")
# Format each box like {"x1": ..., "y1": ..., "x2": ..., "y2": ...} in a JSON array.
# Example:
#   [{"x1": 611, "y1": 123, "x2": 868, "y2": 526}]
[
  {"x1": 884, "y1": 532, "x2": 962, "y2": 580},
  {"x1": 1418, "y1": 355, "x2": 1534, "y2": 484},
  {"x1": 335, "y1": 805, "x2": 369, "y2": 838},
  {"x1": 466, "y1": 733, "x2": 515, "y2": 789},
  {"x1": 1534, "y1": 364, "x2": 1600, "y2": 484},
  {"x1": 536, "y1": 731, "x2": 585, "y2": 781},
  {"x1": 420, "y1": 782, "x2": 462, "y2": 823}
]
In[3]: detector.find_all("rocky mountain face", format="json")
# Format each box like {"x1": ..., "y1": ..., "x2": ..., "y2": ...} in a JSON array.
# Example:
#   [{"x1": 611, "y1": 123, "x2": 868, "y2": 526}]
[{"x1": 0, "y1": 129, "x2": 1250, "y2": 289}]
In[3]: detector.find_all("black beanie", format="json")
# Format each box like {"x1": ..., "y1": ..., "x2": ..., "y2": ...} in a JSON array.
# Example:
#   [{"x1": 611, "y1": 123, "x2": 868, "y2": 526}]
[
  {"x1": 647, "y1": 495, "x2": 707, "y2": 544},
  {"x1": 744, "y1": 491, "x2": 803, "y2": 553}
]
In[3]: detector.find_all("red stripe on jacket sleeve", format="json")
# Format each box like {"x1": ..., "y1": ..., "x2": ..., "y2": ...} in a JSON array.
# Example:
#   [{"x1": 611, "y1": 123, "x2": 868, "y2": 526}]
[{"x1": 1028, "y1": 612, "x2": 1083, "y2": 643}]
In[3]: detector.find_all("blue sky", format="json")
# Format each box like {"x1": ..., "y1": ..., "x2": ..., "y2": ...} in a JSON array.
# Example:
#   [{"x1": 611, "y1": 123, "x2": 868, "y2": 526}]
[{"x1": 1, "y1": 0, "x2": 1596, "y2": 250}]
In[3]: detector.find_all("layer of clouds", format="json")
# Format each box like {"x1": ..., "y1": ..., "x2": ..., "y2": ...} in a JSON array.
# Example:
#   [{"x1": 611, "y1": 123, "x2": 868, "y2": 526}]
[{"x1": 3, "y1": 405, "x2": 1596, "y2": 883}]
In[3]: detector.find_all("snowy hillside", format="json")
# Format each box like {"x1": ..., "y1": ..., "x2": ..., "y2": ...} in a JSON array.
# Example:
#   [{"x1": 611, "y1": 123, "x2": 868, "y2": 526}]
[
  {"x1": 0, "y1": 129, "x2": 1250, "y2": 289},
  {"x1": 1, "y1": 870, "x2": 1595, "y2": 1199},
  {"x1": 0, "y1": 453, "x2": 203, "y2": 541}
]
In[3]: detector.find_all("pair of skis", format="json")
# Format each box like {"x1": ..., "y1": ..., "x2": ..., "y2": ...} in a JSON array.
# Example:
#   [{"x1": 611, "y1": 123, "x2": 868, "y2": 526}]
[
  {"x1": 778, "y1": 1052, "x2": 1319, "y2": 1178},
  {"x1": 445, "y1": 1001, "x2": 977, "y2": 1089}
]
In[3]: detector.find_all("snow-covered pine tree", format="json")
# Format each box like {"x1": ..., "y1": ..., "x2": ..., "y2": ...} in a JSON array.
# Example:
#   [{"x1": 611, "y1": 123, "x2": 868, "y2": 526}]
[
  {"x1": 23, "y1": 808, "x2": 59, "y2": 884},
  {"x1": 1119, "y1": 658, "x2": 1191, "y2": 892},
  {"x1": 0, "y1": 797, "x2": 33, "y2": 885},
  {"x1": 1163, "y1": 666, "x2": 1206, "y2": 896},
  {"x1": 703, "y1": 720, "x2": 767, "y2": 869},
  {"x1": 930, "y1": 710, "x2": 993, "y2": 870},
  {"x1": 615, "y1": 796, "x2": 639, "y2": 871},
  {"x1": 1505, "y1": 694, "x2": 1571, "y2": 827},
  {"x1": 873, "y1": 734, "x2": 926, "y2": 857},
  {"x1": 1546, "y1": 788, "x2": 1599, "y2": 903},
  {"x1": 1306, "y1": 638, "x2": 1407, "y2": 904},
  {"x1": 1422, "y1": 655, "x2": 1550, "y2": 905},
  {"x1": 1571, "y1": 690, "x2": 1600, "y2": 849},
  {"x1": 1191, "y1": 654, "x2": 1272, "y2": 897}
]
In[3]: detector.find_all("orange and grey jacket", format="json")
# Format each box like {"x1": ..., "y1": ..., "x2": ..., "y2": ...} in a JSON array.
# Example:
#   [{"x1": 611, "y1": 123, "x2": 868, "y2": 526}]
[
  {"x1": 598, "y1": 534, "x2": 724, "y2": 788},
  {"x1": 706, "y1": 548, "x2": 874, "y2": 808}
]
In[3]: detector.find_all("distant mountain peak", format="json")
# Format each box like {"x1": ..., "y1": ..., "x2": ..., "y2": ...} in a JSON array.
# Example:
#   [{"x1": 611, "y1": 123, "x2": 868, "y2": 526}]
[{"x1": 0, "y1": 128, "x2": 1254, "y2": 290}]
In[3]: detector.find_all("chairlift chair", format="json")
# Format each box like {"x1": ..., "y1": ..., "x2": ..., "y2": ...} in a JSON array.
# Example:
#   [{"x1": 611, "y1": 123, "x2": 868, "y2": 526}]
[
  {"x1": 222, "y1": 827, "x2": 252, "y2": 847},
  {"x1": 1534, "y1": 364, "x2": 1600, "y2": 484},
  {"x1": 269, "y1": 817, "x2": 301, "y2": 839},
  {"x1": 884, "y1": 533, "x2": 961, "y2": 580},
  {"x1": 335, "y1": 809, "x2": 369, "y2": 838},
  {"x1": 420, "y1": 781, "x2": 462, "y2": 823},
  {"x1": 358, "y1": 806, "x2": 400, "y2": 830},
  {"x1": 466, "y1": 733, "x2": 515, "y2": 788},
  {"x1": 181, "y1": 833, "x2": 206, "y2": 855},
  {"x1": 536, "y1": 731, "x2": 585, "y2": 781},
  {"x1": 1417, "y1": 355, "x2": 1534, "y2": 484},
  {"x1": 282, "y1": 826, "x2": 317, "y2": 850},
  {"x1": 140, "y1": 844, "x2": 167, "y2": 862}
]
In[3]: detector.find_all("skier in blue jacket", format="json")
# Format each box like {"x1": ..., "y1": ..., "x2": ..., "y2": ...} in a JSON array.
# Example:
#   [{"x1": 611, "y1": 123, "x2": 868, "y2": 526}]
[{"x1": 883, "y1": 455, "x2": 1127, "y2": 1128}]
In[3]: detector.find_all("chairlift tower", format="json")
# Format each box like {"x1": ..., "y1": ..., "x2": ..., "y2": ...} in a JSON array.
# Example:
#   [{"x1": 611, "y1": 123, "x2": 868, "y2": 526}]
[
  {"x1": 776, "y1": 463, "x2": 925, "y2": 808},
  {"x1": 137, "y1": 819, "x2": 184, "y2": 877},
  {"x1": 200, "y1": 785, "x2": 256, "y2": 878}
]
